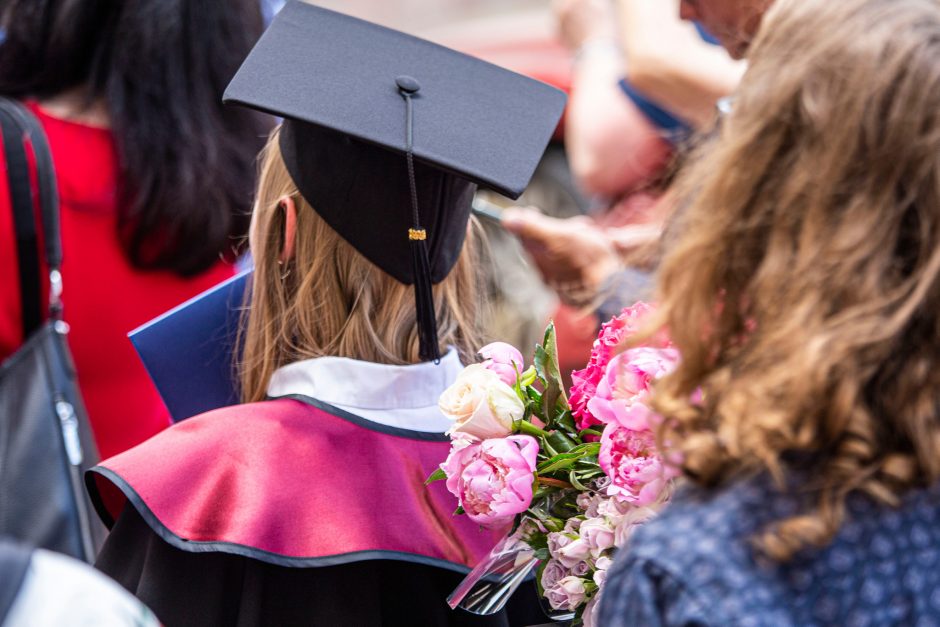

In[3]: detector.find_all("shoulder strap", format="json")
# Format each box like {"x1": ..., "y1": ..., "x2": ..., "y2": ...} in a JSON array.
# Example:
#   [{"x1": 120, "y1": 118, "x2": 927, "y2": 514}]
[
  {"x1": 0, "y1": 99, "x2": 62, "y2": 338},
  {"x1": 0, "y1": 538, "x2": 32, "y2": 622}
]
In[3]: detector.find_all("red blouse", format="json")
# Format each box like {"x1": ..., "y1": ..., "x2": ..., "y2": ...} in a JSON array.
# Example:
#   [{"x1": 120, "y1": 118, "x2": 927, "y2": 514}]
[{"x1": 0, "y1": 102, "x2": 234, "y2": 459}]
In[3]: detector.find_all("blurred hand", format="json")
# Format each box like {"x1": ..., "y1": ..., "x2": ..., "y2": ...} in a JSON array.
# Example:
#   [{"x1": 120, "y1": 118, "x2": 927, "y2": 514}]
[
  {"x1": 501, "y1": 207, "x2": 620, "y2": 306},
  {"x1": 554, "y1": 0, "x2": 615, "y2": 51}
]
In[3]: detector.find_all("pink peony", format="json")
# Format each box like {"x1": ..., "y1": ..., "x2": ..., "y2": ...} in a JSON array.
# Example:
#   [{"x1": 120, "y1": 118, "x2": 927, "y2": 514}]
[
  {"x1": 441, "y1": 435, "x2": 539, "y2": 527},
  {"x1": 598, "y1": 424, "x2": 677, "y2": 506},
  {"x1": 546, "y1": 576, "x2": 588, "y2": 611},
  {"x1": 586, "y1": 348, "x2": 678, "y2": 430},
  {"x1": 478, "y1": 342, "x2": 525, "y2": 387},
  {"x1": 569, "y1": 302, "x2": 668, "y2": 430}
]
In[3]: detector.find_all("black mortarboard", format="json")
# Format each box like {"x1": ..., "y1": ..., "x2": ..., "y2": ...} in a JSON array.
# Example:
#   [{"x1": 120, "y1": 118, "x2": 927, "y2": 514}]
[{"x1": 224, "y1": 1, "x2": 566, "y2": 361}]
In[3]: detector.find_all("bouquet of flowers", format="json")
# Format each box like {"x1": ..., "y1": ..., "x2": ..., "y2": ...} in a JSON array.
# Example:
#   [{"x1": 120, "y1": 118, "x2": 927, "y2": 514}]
[{"x1": 429, "y1": 302, "x2": 680, "y2": 625}]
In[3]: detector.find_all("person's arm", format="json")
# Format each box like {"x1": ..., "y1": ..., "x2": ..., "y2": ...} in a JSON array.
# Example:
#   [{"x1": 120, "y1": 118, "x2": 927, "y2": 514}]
[
  {"x1": 556, "y1": 0, "x2": 673, "y2": 197},
  {"x1": 616, "y1": 0, "x2": 745, "y2": 128}
]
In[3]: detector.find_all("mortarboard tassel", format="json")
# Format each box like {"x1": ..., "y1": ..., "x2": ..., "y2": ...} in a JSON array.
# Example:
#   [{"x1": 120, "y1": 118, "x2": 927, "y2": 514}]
[{"x1": 397, "y1": 76, "x2": 440, "y2": 363}]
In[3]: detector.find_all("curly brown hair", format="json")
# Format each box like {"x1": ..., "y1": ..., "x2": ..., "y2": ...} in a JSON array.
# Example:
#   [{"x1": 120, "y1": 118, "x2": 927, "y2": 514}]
[{"x1": 649, "y1": 0, "x2": 940, "y2": 560}]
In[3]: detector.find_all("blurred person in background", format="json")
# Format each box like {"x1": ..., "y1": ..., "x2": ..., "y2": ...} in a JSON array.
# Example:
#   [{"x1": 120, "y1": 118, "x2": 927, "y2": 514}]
[
  {"x1": 600, "y1": 0, "x2": 940, "y2": 623},
  {"x1": 0, "y1": 536, "x2": 158, "y2": 626},
  {"x1": 0, "y1": 0, "x2": 269, "y2": 459},
  {"x1": 502, "y1": 0, "x2": 742, "y2": 375}
]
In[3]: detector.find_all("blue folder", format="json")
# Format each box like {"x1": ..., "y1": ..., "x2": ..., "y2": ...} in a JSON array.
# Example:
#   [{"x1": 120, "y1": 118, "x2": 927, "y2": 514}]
[{"x1": 129, "y1": 270, "x2": 251, "y2": 422}]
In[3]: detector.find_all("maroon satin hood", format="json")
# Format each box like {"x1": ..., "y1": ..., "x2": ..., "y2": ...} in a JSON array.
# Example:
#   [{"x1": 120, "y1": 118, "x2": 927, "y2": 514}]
[{"x1": 86, "y1": 397, "x2": 504, "y2": 571}]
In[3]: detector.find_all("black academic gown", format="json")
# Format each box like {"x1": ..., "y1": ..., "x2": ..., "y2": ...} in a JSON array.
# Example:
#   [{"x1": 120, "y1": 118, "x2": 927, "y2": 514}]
[{"x1": 97, "y1": 502, "x2": 548, "y2": 627}]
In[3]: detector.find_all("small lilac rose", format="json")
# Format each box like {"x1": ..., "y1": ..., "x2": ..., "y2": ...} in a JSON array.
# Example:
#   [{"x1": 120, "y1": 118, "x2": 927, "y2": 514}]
[
  {"x1": 572, "y1": 561, "x2": 591, "y2": 577},
  {"x1": 478, "y1": 342, "x2": 525, "y2": 387},
  {"x1": 613, "y1": 505, "x2": 660, "y2": 546},
  {"x1": 440, "y1": 364, "x2": 524, "y2": 439},
  {"x1": 546, "y1": 576, "x2": 588, "y2": 611},
  {"x1": 582, "y1": 593, "x2": 602, "y2": 627},
  {"x1": 597, "y1": 495, "x2": 633, "y2": 518},
  {"x1": 579, "y1": 517, "x2": 616, "y2": 556},
  {"x1": 441, "y1": 434, "x2": 539, "y2": 527},
  {"x1": 593, "y1": 566, "x2": 609, "y2": 588},
  {"x1": 555, "y1": 538, "x2": 592, "y2": 569},
  {"x1": 564, "y1": 517, "x2": 583, "y2": 534},
  {"x1": 547, "y1": 531, "x2": 572, "y2": 557},
  {"x1": 540, "y1": 559, "x2": 568, "y2": 592}
]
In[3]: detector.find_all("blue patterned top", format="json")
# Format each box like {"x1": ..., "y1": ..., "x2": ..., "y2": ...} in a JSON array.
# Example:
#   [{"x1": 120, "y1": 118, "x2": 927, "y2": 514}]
[{"x1": 599, "y1": 473, "x2": 940, "y2": 626}]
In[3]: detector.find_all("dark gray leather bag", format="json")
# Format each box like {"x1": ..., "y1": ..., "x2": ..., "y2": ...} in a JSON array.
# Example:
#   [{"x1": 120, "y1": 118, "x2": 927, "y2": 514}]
[{"x1": 0, "y1": 98, "x2": 104, "y2": 562}]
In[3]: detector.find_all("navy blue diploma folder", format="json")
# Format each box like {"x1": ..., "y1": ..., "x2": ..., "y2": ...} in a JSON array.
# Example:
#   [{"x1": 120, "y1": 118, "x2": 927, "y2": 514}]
[{"x1": 129, "y1": 270, "x2": 251, "y2": 422}]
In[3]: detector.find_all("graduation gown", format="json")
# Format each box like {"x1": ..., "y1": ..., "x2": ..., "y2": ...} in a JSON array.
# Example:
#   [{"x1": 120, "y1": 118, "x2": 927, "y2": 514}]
[{"x1": 86, "y1": 397, "x2": 547, "y2": 627}]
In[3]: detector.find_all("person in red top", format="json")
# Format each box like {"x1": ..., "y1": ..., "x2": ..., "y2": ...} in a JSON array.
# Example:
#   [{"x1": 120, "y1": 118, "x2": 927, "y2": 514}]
[{"x1": 0, "y1": 0, "x2": 270, "y2": 459}]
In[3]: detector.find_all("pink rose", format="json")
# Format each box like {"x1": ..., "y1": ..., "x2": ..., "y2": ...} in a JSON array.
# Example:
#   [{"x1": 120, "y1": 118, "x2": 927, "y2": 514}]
[
  {"x1": 599, "y1": 424, "x2": 677, "y2": 506},
  {"x1": 586, "y1": 349, "x2": 678, "y2": 429},
  {"x1": 579, "y1": 517, "x2": 615, "y2": 556},
  {"x1": 441, "y1": 435, "x2": 539, "y2": 527},
  {"x1": 613, "y1": 505, "x2": 661, "y2": 546},
  {"x1": 540, "y1": 559, "x2": 568, "y2": 592},
  {"x1": 546, "y1": 576, "x2": 588, "y2": 611},
  {"x1": 478, "y1": 342, "x2": 525, "y2": 387}
]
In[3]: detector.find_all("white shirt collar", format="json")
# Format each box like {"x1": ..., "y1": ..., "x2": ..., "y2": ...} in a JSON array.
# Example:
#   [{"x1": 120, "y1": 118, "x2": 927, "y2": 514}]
[{"x1": 266, "y1": 350, "x2": 462, "y2": 432}]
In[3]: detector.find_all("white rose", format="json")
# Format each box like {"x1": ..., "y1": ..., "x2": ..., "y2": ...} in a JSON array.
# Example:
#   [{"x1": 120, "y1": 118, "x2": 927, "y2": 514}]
[{"x1": 440, "y1": 364, "x2": 523, "y2": 439}]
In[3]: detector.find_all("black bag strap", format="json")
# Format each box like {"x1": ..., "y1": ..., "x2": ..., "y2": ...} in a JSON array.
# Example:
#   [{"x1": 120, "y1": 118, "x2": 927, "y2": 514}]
[{"x1": 0, "y1": 98, "x2": 62, "y2": 339}]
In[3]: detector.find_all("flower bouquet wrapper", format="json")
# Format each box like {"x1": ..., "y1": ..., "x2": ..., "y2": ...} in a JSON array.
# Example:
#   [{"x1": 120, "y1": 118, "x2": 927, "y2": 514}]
[{"x1": 447, "y1": 531, "x2": 538, "y2": 615}]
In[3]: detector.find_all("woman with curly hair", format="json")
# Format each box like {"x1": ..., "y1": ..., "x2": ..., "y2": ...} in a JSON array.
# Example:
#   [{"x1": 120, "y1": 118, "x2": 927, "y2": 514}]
[{"x1": 600, "y1": 0, "x2": 940, "y2": 624}]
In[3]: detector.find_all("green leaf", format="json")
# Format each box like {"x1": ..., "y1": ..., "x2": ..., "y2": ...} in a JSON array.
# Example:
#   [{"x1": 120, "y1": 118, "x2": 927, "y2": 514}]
[
  {"x1": 424, "y1": 467, "x2": 447, "y2": 485},
  {"x1": 578, "y1": 428, "x2": 604, "y2": 438},
  {"x1": 555, "y1": 409, "x2": 578, "y2": 434},
  {"x1": 453, "y1": 505, "x2": 465, "y2": 516},
  {"x1": 537, "y1": 450, "x2": 588, "y2": 474},
  {"x1": 546, "y1": 430, "x2": 577, "y2": 453},
  {"x1": 569, "y1": 469, "x2": 589, "y2": 491},
  {"x1": 534, "y1": 323, "x2": 570, "y2": 420},
  {"x1": 519, "y1": 365, "x2": 538, "y2": 388}
]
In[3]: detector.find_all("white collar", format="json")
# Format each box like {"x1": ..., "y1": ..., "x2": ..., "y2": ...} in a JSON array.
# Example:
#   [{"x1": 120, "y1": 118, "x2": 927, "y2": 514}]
[{"x1": 265, "y1": 350, "x2": 462, "y2": 432}]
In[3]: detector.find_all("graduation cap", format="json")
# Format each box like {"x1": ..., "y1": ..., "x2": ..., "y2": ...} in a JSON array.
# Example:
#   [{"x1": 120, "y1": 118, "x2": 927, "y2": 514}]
[{"x1": 224, "y1": 1, "x2": 566, "y2": 362}]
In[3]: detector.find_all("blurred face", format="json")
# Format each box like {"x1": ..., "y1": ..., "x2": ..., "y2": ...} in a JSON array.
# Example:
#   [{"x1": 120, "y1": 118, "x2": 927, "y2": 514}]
[{"x1": 679, "y1": 0, "x2": 773, "y2": 59}]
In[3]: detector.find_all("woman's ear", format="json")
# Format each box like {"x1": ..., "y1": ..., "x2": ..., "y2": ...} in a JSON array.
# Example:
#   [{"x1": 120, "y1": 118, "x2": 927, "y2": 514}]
[{"x1": 279, "y1": 195, "x2": 297, "y2": 263}]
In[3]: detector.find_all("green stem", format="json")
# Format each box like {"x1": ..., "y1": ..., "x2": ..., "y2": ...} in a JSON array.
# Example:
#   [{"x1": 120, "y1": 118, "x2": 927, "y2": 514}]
[{"x1": 515, "y1": 419, "x2": 549, "y2": 439}]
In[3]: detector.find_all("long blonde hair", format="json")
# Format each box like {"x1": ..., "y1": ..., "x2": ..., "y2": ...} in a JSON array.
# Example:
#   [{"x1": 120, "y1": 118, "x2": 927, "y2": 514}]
[
  {"x1": 649, "y1": 0, "x2": 940, "y2": 560},
  {"x1": 239, "y1": 128, "x2": 483, "y2": 402}
]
